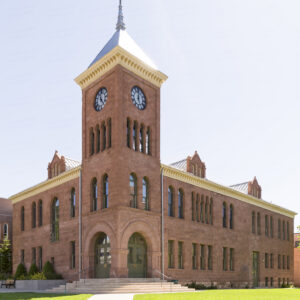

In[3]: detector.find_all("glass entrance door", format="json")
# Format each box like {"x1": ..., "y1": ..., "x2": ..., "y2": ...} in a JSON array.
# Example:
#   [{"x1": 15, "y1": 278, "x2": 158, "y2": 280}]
[{"x1": 95, "y1": 233, "x2": 111, "y2": 278}]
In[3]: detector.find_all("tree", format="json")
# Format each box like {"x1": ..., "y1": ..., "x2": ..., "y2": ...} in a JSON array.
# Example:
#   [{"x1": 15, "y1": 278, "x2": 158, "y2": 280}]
[{"x1": 0, "y1": 238, "x2": 12, "y2": 274}]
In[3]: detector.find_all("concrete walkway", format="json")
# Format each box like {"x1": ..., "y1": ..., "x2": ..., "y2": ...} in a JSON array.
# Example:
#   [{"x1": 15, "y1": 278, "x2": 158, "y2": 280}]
[{"x1": 88, "y1": 294, "x2": 135, "y2": 300}]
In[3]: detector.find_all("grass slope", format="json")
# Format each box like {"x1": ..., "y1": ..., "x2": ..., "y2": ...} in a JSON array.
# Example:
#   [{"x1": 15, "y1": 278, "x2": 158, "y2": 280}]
[
  {"x1": 134, "y1": 289, "x2": 300, "y2": 300},
  {"x1": 0, "y1": 293, "x2": 92, "y2": 300}
]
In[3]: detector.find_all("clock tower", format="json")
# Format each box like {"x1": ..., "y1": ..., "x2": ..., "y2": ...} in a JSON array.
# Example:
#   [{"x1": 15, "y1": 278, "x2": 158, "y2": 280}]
[{"x1": 75, "y1": 1, "x2": 167, "y2": 278}]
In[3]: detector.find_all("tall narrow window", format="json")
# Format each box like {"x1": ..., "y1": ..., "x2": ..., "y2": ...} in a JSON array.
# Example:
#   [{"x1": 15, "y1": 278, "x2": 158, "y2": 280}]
[
  {"x1": 270, "y1": 253, "x2": 274, "y2": 268},
  {"x1": 265, "y1": 253, "x2": 269, "y2": 268},
  {"x1": 209, "y1": 198, "x2": 213, "y2": 225},
  {"x1": 70, "y1": 241, "x2": 75, "y2": 269},
  {"x1": 191, "y1": 193, "x2": 195, "y2": 221},
  {"x1": 168, "y1": 187, "x2": 174, "y2": 217},
  {"x1": 103, "y1": 174, "x2": 109, "y2": 209},
  {"x1": 127, "y1": 118, "x2": 131, "y2": 148},
  {"x1": 38, "y1": 247, "x2": 43, "y2": 271},
  {"x1": 70, "y1": 188, "x2": 76, "y2": 218},
  {"x1": 270, "y1": 216, "x2": 273, "y2": 238},
  {"x1": 102, "y1": 122, "x2": 106, "y2": 151},
  {"x1": 200, "y1": 196, "x2": 204, "y2": 223},
  {"x1": 200, "y1": 244, "x2": 205, "y2": 270},
  {"x1": 91, "y1": 178, "x2": 98, "y2": 212},
  {"x1": 205, "y1": 197, "x2": 209, "y2": 224},
  {"x1": 178, "y1": 189, "x2": 184, "y2": 219},
  {"x1": 132, "y1": 122, "x2": 137, "y2": 151},
  {"x1": 208, "y1": 245, "x2": 213, "y2": 270},
  {"x1": 229, "y1": 204, "x2": 233, "y2": 229},
  {"x1": 278, "y1": 219, "x2": 281, "y2": 239},
  {"x1": 21, "y1": 249, "x2": 25, "y2": 264},
  {"x1": 252, "y1": 211, "x2": 256, "y2": 233},
  {"x1": 265, "y1": 215, "x2": 269, "y2": 237},
  {"x1": 222, "y1": 202, "x2": 227, "y2": 228},
  {"x1": 3, "y1": 224, "x2": 8, "y2": 239},
  {"x1": 38, "y1": 200, "x2": 43, "y2": 227},
  {"x1": 278, "y1": 254, "x2": 281, "y2": 269},
  {"x1": 230, "y1": 248, "x2": 234, "y2": 271},
  {"x1": 32, "y1": 248, "x2": 36, "y2": 265},
  {"x1": 96, "y1": 125, "x2": 100, "y2": 153},
  {"x1": 282, "y1": 255, "x2": 285, "y2": 269},
  {"x1": 223, "y1": 247, "x2": 228, "y2": 271},
  {"x1": 257, "y1": 212, "x2": 261, "y2": 235},
  {"x1": 107, "y1": 118, "x2": 112, "y2": 148},
  {"x1": 168, "y1": 240, "x2": 174, "y2": 268},
  {"x1": 196, "y1": 195, "x2": 200, "y2": 222},
  {"x1": 142, "y1": 177, "x2": 149, "y2": 210},
  {"x1": 51, "y1": 198, "x2": 59, "y2": 242},
  {"x1": 287, "y1": 222, "x2": 290, "y2": 241},
  {"x1": 130, "y1": 174, "x2": 137, "y2": 208},
  {"x1": 192, "y1": 243, "x2": 197, "y2": 269},
  {"x1": 282, "y1": 221, "x2": 286, "y2": 240},
  {"x1": 139, "y1": 125, "x2": 144, "y2": 153},
  {"x1": 21, "y1": 206, "x2": 25, "y2": 231},
  {"x1": 178, "y1": 242, "x2": 183, "y2": 269},
  {"x1": 146, "y1": 127, "x2": 151, "y2": 155},
  {"x1": 287, "y1": 256, "x2": 290, "y2": 270},
  {"x1": 32, "y1": 202, "x2": 36, "y2": 228},
  {"x1": 90, "y1": 128, "x2": 95, "y2": 156}
]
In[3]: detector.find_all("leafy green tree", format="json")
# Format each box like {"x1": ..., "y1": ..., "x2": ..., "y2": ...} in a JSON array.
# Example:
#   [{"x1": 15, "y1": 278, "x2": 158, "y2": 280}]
[
  {"x1": 0, "y1": 238, "x2": 12, "y2": 274},
  {"x1": 28, "y1": 263, "x2": 39, "y2": 276},
  {"x1": 15, "y1": 263, "x2": 27, "y2": 279}
]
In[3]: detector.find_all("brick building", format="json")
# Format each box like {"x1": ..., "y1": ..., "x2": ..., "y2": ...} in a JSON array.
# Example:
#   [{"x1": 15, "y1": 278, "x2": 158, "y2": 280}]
[
  {"x1": 10, "y1": 2, "x2": 296, "y2": 288},
  {"x1": 294, "y1": 233, "x2": 300, "y2": 287},
  {"x1": 0, "y1": 198, "x2": 12, "y2": 243}
]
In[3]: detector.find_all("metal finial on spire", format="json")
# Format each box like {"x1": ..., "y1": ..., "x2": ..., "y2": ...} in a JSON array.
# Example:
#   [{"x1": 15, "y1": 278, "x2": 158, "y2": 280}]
[{"x1": 116, "y1": 0, "x2": 126, "y2": 31}]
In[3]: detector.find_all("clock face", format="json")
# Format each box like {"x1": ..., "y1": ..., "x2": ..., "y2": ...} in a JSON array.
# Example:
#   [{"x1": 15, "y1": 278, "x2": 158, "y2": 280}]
[
  {"x1": 131, "y1": 86, "x2": 146, "y2": 110},
  {"x1": 94, "y1": 87, "x2": 108, "y2": 112}
]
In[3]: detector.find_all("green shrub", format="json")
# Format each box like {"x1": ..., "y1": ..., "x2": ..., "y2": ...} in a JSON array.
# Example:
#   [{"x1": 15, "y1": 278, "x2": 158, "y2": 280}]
[
  {"x1": 15, "y1": 263, "x2": 27, "y2": 279},
  {"x1": 42, "y1": 261, "x2": 63, "y2": 279},
  {"x1": 28, "y1": 263, "x2": 39, "y2": 276},
  {"x1": 186, "y1": 281, "x2": 217, "y2": 290},
  {"x1": 30, "y1": 272, "x2": 46, "y2": 280}
]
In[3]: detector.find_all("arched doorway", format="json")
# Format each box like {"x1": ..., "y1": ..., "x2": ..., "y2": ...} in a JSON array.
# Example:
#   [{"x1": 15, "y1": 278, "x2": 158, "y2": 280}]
[
  {"x1": 127, "y1": 233, "x2": 147, "y2": 278},
  {"x1": 94, "y1": 233, "x2": 111, "y2": 278}
]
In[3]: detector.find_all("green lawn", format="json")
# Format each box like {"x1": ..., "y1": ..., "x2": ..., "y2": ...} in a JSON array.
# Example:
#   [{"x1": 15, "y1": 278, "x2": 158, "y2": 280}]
[
  {"x1": 134, "y1": 289, "x2": 300, "y2": 300},
  {"x1": 0, "y1": 293, "x2": 92, "y2": 300}
]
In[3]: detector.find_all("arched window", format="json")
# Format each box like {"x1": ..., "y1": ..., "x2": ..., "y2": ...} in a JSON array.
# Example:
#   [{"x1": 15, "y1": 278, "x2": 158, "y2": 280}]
[
  {"x1": 252, "y1": 211, "x2": 255, "y2": 233},
  {"x1": 132, "y1": 122, "x2": 137, "y2": 151},
  {"x1": 3, "y1": 224, "x2": 8, "y2": 239},
  {"x1": 205, "y1": 197, "x2": 209, "y2": 224},
  {"x1": 146, "y1": 127, "x2": 151, "y2": 155},
  {"x1": 103, "y1": 174, "x2": 109, "y2": 209},
  {"x1": 257, "y1": 212, "x2": 261, "y2": 235},
  {"x1": 168, "y1": 187, "x2": 174, "y2": 217},
  {"x1": 140, "y1": 125, "x2": 144, "y2": 153},
  {"x1": 178, "y1": 189, "x2": 184, "y2": 219},
  {"x1": 229, "y1": 204, "x2": 233, "y2": 229},
  {"x1": 51, "y1": 198, "x2": 59, "y2": 242},
  {"x1": 222, "y1": 202, "x2": 227, "y2": 228},
  {"x1": 70, "y1": 188, "x2": 76, "y2": 218},
  {"x1": 96, "y1": 125, "x2": 100, "y2": 153},
  {"x1": 90, "y1": 128, "x2": 95, "y2": 156},
  {"x1": 142, "y1": 177, "x2": 149, "y2": 210},
  {"x1": 209, "y1": 198, "x2": 213, "y2": 225},
  {"x1": 129, "y1": 174, "x2": 137, "y2": 208},
  {"x1": 191, "y1": 193, "x2": 195, "y2": 221},
  {"x1": 200, "y1": 196, "x2": 204, "y2": 223},
  {"x1": 32, "y1": 202, "x2": 36, "y2": 228},
  {"x1": 38, "y1": 200, "x2": 43, "y2": 227},
  {"x1": 102, "y1": 122, "x2": 107, "y2": 150},
  {"x1": 108, "y1": 118, "x2": 112, "y2": 148},
  {"x1": 127, "y1": 118, "x2": 131, "y2": 148},
  {"x1": 21, "y1": 206, "x2": 25, "y2": 231},
  {"x1": 196, "y1": 194, "x2": 200, "y2": 222},
  {"x1": 91, "y1": 178, "x2": 98, "y2": 212}
]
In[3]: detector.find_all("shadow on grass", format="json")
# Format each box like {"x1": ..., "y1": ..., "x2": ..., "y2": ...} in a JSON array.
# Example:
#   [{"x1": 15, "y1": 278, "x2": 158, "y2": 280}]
[{"x1": 0, "y1": 293, "x2": 92, "y2": 300}]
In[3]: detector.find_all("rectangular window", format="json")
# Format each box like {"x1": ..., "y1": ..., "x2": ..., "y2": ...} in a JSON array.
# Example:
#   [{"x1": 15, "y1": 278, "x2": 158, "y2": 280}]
[
  {"x1": 32, "y1": 248, "x2": 36, "y2": 265},
  {"x1": 51, "y1": 257, "x2": 55, "y2": 266},
  {"x1": 21, "y1": 249, "x2": 25, "y2": 265},
  {"x1": 287, "y1": 256, "x2": 290, "y2": 270},
  {"x1": 192, "y1": 243, "x2": 197, "y2": 270},
  {"x1": 265, "y1": 277, "x2": 269, "y2": 287},
  {"x1": 192, "y1": 193, "x2": 195, "y2": 221},
  {"x1": 270, "y1": 216, "x2": 273, "y2": 238},
  {"x1": 278, "y1": 278, "x2": 281, "y2": 288},
  {"x1": 200, "y1": 244, "x2": 205, "y2": 270},
  {"x1": 229, "y1": 248, "x2": 234, "y2": 271},
  {"x1": 278, "y1": 219, "x2": 281, "y2": 239},
  {"x1": 223, "y1": 247, "x2": 227, "y2": 271},
  {"x1": 252, "y1": 212, "x2": 255, "y2": 233},
  {"x1": 282, "y1": 221, "x2": 286, "y2": 240},
  {"x1": 257, "y1": 213, "x2": 261, "y2": 235},
  {"x1": 265, "y1": 253, "x2": 269, "y2": 268},
  {"x1": 287, "y1": 222, "x2": 290, "y2": 241},
  {"x1": 38, "y1": 247, "x2": 43, "y2": 271},
  {"x1": 208, "y1": 245, "x2": 213, "y2": 270},
  {"x1": 282, "y1": 255, "x2": 285, "y2": 269},
  {"x1": 196, "y1": 196, "x2": 200, "y2": 222},
  {"x1": 168, "y1": 240, "x2": 174, "y2": 268},
  {"x1": 70, "y1": 241, "x2": 75, "y2": 269},
  {"x1": 265, "y1": 215, "x2": 269, "y2": 237},
  {"x1": 270, "y1": 253, "x2": 274, "y2": 268},
  {"x1": 271, "y1": 277, "x2": 273, "y2": 287},
  {"x1": 178, "y1": 242, "x2": 183, "y2": 269},
  {"x1": 278, "y1": 254, "x2": 281, "y2": 269}
]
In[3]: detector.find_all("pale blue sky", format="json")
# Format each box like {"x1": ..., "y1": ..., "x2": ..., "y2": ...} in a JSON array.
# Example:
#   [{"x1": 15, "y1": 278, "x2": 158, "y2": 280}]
[{"x1": 1, "y1": 1, "x2": 299, "y2": 229}]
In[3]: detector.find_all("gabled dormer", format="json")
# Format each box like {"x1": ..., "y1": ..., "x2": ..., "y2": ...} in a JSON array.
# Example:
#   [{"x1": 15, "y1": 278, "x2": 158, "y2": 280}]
[
  {"x1": 47, "y1": 151, "x2": 80, "y2": 179},
  {"x1": 230, "y1": 176, "x2": 262, "y2": 199},
  {"x1": 170, "y1": 151, "x2": 206, "y2": 178}
]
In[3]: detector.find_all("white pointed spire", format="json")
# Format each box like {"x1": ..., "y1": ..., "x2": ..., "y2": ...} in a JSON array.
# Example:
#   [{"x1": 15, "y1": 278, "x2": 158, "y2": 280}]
[{"x1": 116, "y1": 0, "x2": 126, "y2": 31}]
